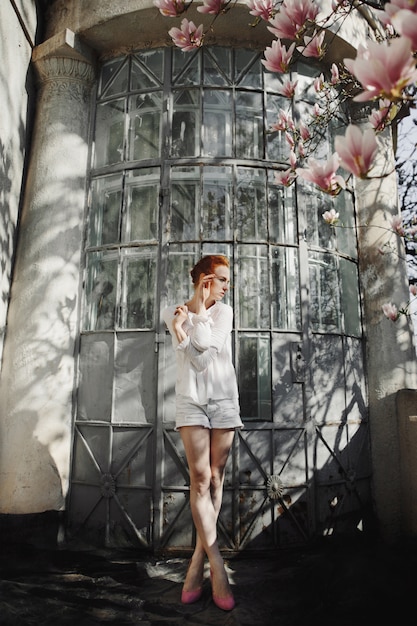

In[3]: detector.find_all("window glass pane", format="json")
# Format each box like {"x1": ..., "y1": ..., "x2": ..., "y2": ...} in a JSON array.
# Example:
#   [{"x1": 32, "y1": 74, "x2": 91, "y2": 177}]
[
  {"x1": 299, "y1": 180, "x2": 336, "y2": 249},
  {"x1": 94, "y1": 99, "x2": 126, "y2": 167},
  {"x1": 121, "y1": 247, "x2": 157, "y2": 329},
  {"x1": 203, "y1": 90, "x2": 232, "y2": 156},
  {"x1": 84, "y1": 250, "x2": 118, "y2": 331},
  {"x1": 235, "y1": 50, "x2": 262, "y2": 88},
  {"x1": 238, "y1": 333, "x2": 272, "y2": 420},
  {"x1": 238, "y1": 244, "x2": 270, "y2": 328},
  {"x1": 124, "y1": 168, "x2": 160, "y2": 242},
  {"x1": 265, "y1": 94, "x2": 291, "y2": 162},
  {"x1": 334, "y1": 191, "x2": 357, "y2": 258},
  {"x1": 173, "y1": 49, "x2": 201, "y2": 86},
  {"x1": 165, "y1": 243, "x2": 200, "y2": 306},
  {"x1": 272, "y1": 247, "x2": 301, "y2": 329},
  {"x1": 309, "y1": 252, "x2": 340, "y2": 331},
  {"x1": 202, "y1": 166, "x2": 233, "y2": 240},
  {"x1": 172, "y1": 90, "x2": 200, "y2": 157},
  {"x1": 100, "y1": 59, "x2": 129, "y2": 98},
  {"x1": 204, "y1": 48, "x2": 231, "y2": 86},
  {"x1": 268, "y1": 171, "x2": 297, "y2": 244},
  {"x1": 236, "y1": 168, "x2": 267, "y2": 241},
  {"x1": 340, "y1": 258, "x2": 361, "y2": 336},
  {"x1": 170, "y1": 166, "x2": 200, "y2": 240},
  {"x1": 131, "y1": 50, "x2": 164, "y2": 89},
  {"x1": 129, "y1": 93, "x2": 162, "y2": 161},
  {"x1": 89, "y1": 175, "x2": 122, "y2": 246},
  {"x1": 236, "y1": 91, "x2": 264, "y2": 159}
]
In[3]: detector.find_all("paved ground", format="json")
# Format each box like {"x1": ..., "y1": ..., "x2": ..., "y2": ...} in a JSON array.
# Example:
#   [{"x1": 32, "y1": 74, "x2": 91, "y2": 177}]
[{"x1": 1, "y1": 537, "x2": 416, "y2": 625}]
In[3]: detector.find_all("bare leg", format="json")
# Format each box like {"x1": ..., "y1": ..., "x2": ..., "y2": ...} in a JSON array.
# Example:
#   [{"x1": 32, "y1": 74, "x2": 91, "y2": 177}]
[{"x1": 180, "y1": 426, "x2": 235, "y2": 600}]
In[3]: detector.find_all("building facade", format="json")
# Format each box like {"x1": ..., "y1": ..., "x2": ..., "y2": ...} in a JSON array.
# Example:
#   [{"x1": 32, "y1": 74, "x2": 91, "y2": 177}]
[{"x1": 0, "y1": 0, "x2": 416, "y2": 550}]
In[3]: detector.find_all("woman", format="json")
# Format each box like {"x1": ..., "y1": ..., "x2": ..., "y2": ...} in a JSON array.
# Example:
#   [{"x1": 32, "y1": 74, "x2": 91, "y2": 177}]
[{"x1": 163, "y1": 255, "x2": 243, "y2": 611}]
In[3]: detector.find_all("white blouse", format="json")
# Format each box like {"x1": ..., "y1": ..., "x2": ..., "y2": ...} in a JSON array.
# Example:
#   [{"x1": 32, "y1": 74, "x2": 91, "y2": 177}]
[{"x1": 163, "y1": 302, "x2": 239, "y2": 405}]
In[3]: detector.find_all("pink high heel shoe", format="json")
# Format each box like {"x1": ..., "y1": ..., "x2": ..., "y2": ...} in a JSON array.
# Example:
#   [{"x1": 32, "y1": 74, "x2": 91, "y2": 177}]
[
  {"x1": 181, "y1": 587, "x2": 203, "y2": 604},
  {"x1": 210, "y1": 570, "x2": 235, "y2": 611}
]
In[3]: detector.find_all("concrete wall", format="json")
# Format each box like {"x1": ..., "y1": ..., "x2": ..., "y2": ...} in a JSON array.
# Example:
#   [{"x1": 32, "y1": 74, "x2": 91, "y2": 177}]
[{"x1": 0, "y1": 0, "x2": 39, "y2": 366}]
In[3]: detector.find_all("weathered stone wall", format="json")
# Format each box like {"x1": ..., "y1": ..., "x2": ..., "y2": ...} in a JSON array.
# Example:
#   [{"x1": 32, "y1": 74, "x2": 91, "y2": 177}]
[{"x1": 0, "y1": 0, "x2": 38, "y2": 366}]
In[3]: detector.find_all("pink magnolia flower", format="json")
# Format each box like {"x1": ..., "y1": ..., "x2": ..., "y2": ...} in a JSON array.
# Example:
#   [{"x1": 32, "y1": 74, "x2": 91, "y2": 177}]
[
  {"x1": 314, "y1": 73, "x2": 325, "y2": 92},
  {"x1": 276, "y1": 78, "x2": 298, "y2": 98},
  {"x1": 297, "y1": 139, "x2": 306, "y2": 157},
  {"x1": 247, "y1": 0, "x2": 276, "y2": 21},
  {"x1": 262, "y1": 40, "x2": 296, "y2": 73},
  {"x1": 285, "y1": 131, "x2": 295, "y2": 148},
  {"x1": 284, "y1": 0, "x2": 319, "y2": 28},
  {"x1": 275, "y1": 168, "x2": 297, "y2": 186},
  {"x1": 344, "y1": 38, "x2": 417, "y2": 102},
  {"x1": 334, "y1": 124, "x2": 378, "y2": 178},
  {"x1": 268, "y1": 12, "x2": 300, "y2": 40},
  {"x1": 290, "y1": 150, "x2": 297, "y2": 168},
  {"x1": 297, "y1": 30, "x2": 326, "y2": 58},
  {"x1": 368, "y1": 100, "x2": 391, "y2": 132},
  {"x1": 299, "y1": 121, "x2": 311, "y2": 141},
  {"x1": 296, "y1": 153, "x2": 346, "y2": 195},
  {"x1": 168, "y1": 18, "x2": 204, "y2": 51},
  {"x1": 197, "y1": 0, "x2": 227, "y2": 14},
  {"x1": 410, "y1": 284, "x2": 417, "y2": 296},
  {"x1": 382, "y1": 303, "x2": 399, "y2": 321},
  {"x1": 154, "y1": 0, "x2": 186, "y2": 16},
  {"x1": 330, "y1": 63, "x2": 339, "y2": 85},
  {"x1": 390, "y1": 11, "x2": 417, "y2": 51},
  {"x1": 322, "y1": 208, "x2": 339, "y2": 225},
  {"x1": 268, "y1": 8, "x2": 300, "y2": 41},
  {"x1": 391, "y1": 215, "x2": 406, "y2": 236},
  {"x1": 270, "y1": 109, "x2": 293, "y2": 132}
]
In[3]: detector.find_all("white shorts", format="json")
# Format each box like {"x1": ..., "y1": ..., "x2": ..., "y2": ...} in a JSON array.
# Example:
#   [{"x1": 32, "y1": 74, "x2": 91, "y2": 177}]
[{"x1": 175, "y1": 396, "x2": 243, "y2": 430}]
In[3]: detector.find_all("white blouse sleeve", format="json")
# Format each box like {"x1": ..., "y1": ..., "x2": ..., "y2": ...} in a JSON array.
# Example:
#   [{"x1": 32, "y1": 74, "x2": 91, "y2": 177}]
[{"x1": 177, "y1": 305, "x2": 233, "y2": 372}]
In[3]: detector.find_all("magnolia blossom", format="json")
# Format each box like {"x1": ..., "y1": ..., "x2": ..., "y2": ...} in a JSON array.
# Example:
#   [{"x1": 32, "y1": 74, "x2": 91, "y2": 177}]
[
  {"x1": 314, "y1": 73, "x2": 325, "y2": 92},
  {"x1": 382, "y1": 303, "x2": 399, "y2": 321},
  {"x1": 334, "y1": 124, "x2": 378, "y2": 178},
  {"x1": 322, "y1": 208, "x2": 339, "y2": 225},
  {"x1": 368, "y1": 100, "x2": 392, "y2": 131},
  {"x1": 168, "y1": 18, "x2": 204, "y2": 51},
  {"x1": 344, "y1": 38, "x2": 417, "y2": 102},
  {"x1": 298, "y1": 30, "x2": 326, "y2": 58},
  {"x1": 275, "y1": 168, "x2": 297, "y2": 186},
  {"x1": 330, "y1": 63, "x2": 339, "y2": 85},
  {"x1": 262, "y1": 40, "x2": 296, "y2": 73},
  {"x1": 410, "y1": 284, "x2": 417, "y2": 296},
  {"x1": 276, "y1": 78, "x2": 298, "y2": 98},
  {"x1": 154, "y1": 0, "x2": 186, "y2": 16},
  {"x1": 246, "y1": 0, "x2": 276, "y2": 21},
  {"x1": 299, "y1": 121, "x2": 311, "y2": 141},
  {"x1": 296, "y1": 153, "x2": 346, "y2": 195},
  {"x1": 270, "y1": 109, "x2": 294, "y2": 132},
  {"x1": 390, "y1": 11, "x2": 417, "y2": 51},
  {"x1": 297, "y1": 139, "x2": 306, "y2": 157},
  {"x1": 285, "y1": 131, "x2": 295, "y2": 148},
  {"x1": 198, "y1": 0, "x2": 227, "y2": 14},
  {"x1": 391, "y1": 215, "x2": 406, "y2": 236},
  {"x1": 268, "y1": 0, "x2": 319, "y2": 39}
]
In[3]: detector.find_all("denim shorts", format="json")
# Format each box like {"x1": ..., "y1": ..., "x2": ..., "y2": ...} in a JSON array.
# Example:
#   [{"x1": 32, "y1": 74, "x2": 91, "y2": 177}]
[{"x1": 175, "y1": 396, "x2": 243, "y2": 430}]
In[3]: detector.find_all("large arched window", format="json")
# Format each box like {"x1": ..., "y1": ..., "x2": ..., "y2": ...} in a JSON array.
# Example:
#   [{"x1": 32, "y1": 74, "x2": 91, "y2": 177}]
[{"x1": 82, "y1": 46, "x2": 360, "y2": 422}]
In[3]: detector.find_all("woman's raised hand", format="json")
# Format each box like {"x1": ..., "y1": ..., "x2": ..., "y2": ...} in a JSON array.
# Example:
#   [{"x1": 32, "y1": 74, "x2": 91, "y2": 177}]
[{"x1": 197, "y1": 273, "x2": 215, "y2": 310}]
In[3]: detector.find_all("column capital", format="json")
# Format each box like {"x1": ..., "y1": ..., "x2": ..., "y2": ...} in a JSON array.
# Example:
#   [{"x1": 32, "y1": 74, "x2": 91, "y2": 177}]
[{"x1": 32, "y1": 29, "x2": 96, "y2": 100}]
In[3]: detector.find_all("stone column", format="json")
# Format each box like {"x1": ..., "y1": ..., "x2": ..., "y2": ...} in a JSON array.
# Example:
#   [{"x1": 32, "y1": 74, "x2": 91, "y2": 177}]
[
  {"x1": 0, "y1": 31, "x2": 95, "y2": 514},
  {"x1": 355, "y1": 126, "x2": 417, "y2": 540}
]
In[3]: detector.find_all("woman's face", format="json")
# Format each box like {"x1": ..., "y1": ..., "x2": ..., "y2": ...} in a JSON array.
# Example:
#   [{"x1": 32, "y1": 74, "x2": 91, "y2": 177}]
[{"x1": 209, "y1": 265, "x2": 230, "y2": 301}]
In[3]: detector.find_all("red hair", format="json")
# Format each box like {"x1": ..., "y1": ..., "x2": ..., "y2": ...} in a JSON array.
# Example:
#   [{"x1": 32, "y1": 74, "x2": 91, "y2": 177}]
[{"x1": 190, "y1": 255, "x2": 229, "y2": 285}]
